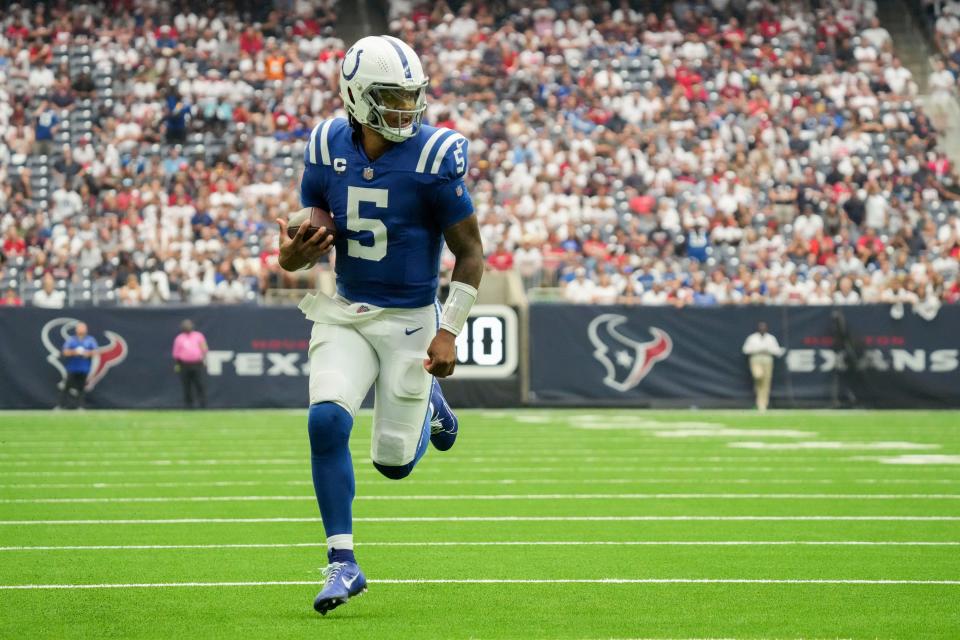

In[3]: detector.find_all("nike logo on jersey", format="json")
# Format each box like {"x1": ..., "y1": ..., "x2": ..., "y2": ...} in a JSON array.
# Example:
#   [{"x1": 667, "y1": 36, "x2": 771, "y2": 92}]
[
  {"x1": 342, "y1": 574, "x2": 359, "y2": 589},
  {"x1": 405, "y1": 327, "x2": 423, "y2": 335}
]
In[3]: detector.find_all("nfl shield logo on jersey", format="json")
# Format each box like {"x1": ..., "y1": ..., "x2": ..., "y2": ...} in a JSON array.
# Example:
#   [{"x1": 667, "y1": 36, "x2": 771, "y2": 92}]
[{"x1": 363, "y1": 167, "x2": 374, "y2": 181}]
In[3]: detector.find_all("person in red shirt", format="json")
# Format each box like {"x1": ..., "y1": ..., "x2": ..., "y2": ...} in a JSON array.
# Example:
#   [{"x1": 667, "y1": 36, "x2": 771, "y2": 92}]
[
  {"x1": 721, "y1": 18, "x2": 746, "y2": 51},
  {"x1": 239, "y1": 26, "x2": 264, "y2": 56},
  {"x1": 582, "y1": 230, "x2": 609, "y2": 262},
  {"x1": 486, "y1": 242, "x2": 514, "y2": 271},
  {"x1": 856, "y1": 227, "x2": 885, "y2": 262},
  {"x1": 0, "y1": 288, "x2": 23, "y2": 307},
  {"x1": 758, "y1": 14, "x2": 781, "y2": 40},
  {"x1": 2, "y1": 228, "x2": 26, "y2": 257}
]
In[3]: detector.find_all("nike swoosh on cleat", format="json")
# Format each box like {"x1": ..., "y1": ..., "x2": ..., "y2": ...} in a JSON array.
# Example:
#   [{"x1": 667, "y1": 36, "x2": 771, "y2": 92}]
[
  {"x1": 342, "y1": 574, "x2": 359, "y2": 589},
  {"x1": 404, "y1": 327, "x2": 423, "y2": 335}
]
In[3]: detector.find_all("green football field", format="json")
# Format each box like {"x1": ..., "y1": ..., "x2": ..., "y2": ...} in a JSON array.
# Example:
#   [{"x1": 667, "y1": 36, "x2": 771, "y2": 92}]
[{"x1": 0, "y1": 409, "x2": 957, "y2": 639}]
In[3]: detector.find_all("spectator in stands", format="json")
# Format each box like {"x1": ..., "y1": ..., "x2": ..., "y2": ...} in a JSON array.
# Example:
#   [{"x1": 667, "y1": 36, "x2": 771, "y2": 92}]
[
  {"x1": 486, "y1": 242, "x2": 514, "y2": 271},
  {"x1": 56, "y1": 321, "x2": 97, "y2": 410},
  {"x1": 563, "y1": 267, "x2": 596, "y2": 304},
  {"x1": 33, "y1": 100, "x2": 58, "y2": 157},
  {"x1": 117, "y1": 273, "x2": 143, "y2": 306},
  {"x1": 1, "y1": 287, "x2": 23, "y2": 307},
  {"x1": 172, "y1": 319, "x2": 208, "y2": 409},
  {"x1": 32, "y1": 274, "x2": 65, "y2": 308},
  {"x1": 514, "y1": 237, "x2": 544, "y2": 290},
  {"x1": 741, "y1": 321, "x2": 786, "y2": 412},
  {"x1": 0, "y1": 0, "x2": 957, "y2": 311}
]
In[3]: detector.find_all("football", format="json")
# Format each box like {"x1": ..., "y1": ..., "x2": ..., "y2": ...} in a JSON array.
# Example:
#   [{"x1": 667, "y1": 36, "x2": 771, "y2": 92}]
[{"x1": 286, "y1": 206, "x2": 336, "y2": 243}]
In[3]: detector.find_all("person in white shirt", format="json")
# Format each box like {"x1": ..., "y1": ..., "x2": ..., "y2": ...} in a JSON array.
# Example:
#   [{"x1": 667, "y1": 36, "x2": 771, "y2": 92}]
[
  {"x1": 833, "y1": 277, "x2": 862, "y2": 305},
  {"x1": 883, "y1": 58, "x2": 915, "y2": 96},
  {"x1": 32, "y1": 274, "x2": 66, "y2": 309},
  {"x1": 741, "y1": 322, "x2": 786, "y2": 412},
  {"x1": 592, "y1": 272, "x2": 621, "y2": 305},
  {"x1": 563, "y1": 268, "x2": 596, "y2": 304},
  {"x1": 861, "y1": 18, "x2": 892, "y2": 49},
  {"x1": 928, "y1": 58, "x2": 957, "y2": 129},
  {"x1": 513, "y1": 239, "x2": 544, "y2": 290}
]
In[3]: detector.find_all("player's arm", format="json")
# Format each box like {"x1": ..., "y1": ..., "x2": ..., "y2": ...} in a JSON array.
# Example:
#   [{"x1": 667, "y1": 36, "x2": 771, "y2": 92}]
[
  {"x1": 444, "y1": 215, "x2": 484, "y2": 291},
  {"x1": 425, "y1": 214, "x2": 484, "y2": 378},
  {"x1": 424, "y1": 134, "x2": 482, "y2": 378}
]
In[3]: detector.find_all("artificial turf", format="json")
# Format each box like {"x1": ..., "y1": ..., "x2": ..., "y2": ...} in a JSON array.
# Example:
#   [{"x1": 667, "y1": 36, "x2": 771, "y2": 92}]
[{"x1": 0, "y1": 409, "x2": 957, "y2": 639}]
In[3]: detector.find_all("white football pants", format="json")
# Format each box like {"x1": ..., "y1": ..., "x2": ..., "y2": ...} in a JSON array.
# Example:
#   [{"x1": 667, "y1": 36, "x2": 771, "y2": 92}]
[{"x1": 299, "y1": 292, "x2": 438, "y2": 467}]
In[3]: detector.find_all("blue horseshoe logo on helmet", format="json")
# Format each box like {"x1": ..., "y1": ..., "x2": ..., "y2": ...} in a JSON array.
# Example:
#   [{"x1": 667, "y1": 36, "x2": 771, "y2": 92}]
[{"x1": 343, "y1": 47, "x2": 363, "y2": 81}]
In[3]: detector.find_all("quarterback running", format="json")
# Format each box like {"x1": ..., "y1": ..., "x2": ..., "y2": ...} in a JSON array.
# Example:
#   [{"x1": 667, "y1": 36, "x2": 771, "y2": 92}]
[{"x1": 277, "y1": 35, "x2": 484, "y2": 615}]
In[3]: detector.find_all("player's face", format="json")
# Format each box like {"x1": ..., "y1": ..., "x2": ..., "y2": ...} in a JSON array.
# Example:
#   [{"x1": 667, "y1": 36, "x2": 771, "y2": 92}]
[{"x1": 378, "y1": 88, "x2": 420, "y2": 129}]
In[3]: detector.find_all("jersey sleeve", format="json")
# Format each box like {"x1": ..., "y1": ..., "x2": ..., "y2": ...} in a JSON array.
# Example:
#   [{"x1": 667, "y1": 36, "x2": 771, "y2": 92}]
[
  {"x1": 430, "y1": 135, "x2": 474, "y2": 229},
  {"x1": 300, "y1": 121, "x2": 331, "y2": 210}
]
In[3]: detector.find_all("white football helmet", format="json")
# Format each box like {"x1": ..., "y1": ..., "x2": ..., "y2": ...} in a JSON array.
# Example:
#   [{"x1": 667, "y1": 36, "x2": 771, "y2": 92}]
[{"x1": 338, "y1": 35, "x2": 428, "y2": 143}]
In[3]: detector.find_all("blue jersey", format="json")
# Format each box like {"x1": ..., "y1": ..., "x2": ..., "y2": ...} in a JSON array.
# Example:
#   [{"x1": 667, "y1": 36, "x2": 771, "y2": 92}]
[
  {"x1": 63, "y1": 336, "x2": 98, "y2": 374},
  {"x1": 299, "y1": 117, "x2": 474, "y2": 308}
]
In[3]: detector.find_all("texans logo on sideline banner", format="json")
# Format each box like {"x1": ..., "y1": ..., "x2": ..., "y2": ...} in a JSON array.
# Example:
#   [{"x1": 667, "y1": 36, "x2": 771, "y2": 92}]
[
  {"x1": 40, "y1": 317, "x2": 129, "y2": 391},
  {"x1": 587, "y1": 314, "x2": 672, "y2": 392}
]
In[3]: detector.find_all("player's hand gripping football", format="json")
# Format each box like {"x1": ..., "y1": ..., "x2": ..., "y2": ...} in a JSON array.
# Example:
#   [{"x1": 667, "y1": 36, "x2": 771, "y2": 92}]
[
  {"x1": 276, "y1": 218, "x2": 334, "y2": 271},
  {"x1": 424, "y1": 329, "x2": 457, "y2": 378}
]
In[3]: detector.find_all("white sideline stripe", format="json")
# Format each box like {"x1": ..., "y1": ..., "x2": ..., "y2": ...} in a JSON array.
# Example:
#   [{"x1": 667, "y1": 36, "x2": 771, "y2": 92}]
[
  {"x1": 415, "y1": 127, "x2": 450, "y2": 173},
  {"x1": 2, "y1": 579, "x2": 957, "y2": 590},
  {"x1": 0, "y1": 465, "x2": 928, "y2": 475},
  {"x1": 4, "y1": 478, "x2": 959, "y2": 489},
  {"x1": 429, "y1": 133, "x2": 465, "y2": 174},
  {"x1": 2, "y1": 541, "x2": 957, "y2": 552},
  {"x1": 4, "y1": 493, "x2": 958, "y2": 504},
  {"x1": 2, "y1": 516, "x2": 958, "y2": 525}
]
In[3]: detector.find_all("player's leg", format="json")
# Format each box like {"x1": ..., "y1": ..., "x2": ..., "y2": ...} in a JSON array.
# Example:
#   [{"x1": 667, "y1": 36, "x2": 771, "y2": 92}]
[
  {"x1": 364, "y1": 305, "x2": 436, "y2": 479},
  {"x1": 307, "y1": 321, "x2": 377, "y2": 614}
]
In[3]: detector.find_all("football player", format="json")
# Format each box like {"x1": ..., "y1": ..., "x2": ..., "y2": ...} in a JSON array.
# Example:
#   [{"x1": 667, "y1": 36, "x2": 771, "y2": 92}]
[{"x1": 277, "y1": 35, "x2": 484, "y2": 615}]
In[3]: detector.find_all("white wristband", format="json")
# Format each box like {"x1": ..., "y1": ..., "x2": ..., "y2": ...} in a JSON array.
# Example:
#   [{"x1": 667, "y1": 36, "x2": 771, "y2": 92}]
[{"x1": 439, "y1": 281, "x2": 478, "y2": 336}]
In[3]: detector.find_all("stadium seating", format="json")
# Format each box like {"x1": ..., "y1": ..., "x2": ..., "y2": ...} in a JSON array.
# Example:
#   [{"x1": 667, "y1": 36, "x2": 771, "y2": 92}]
[{"x1": 0, "y1": 0, "x2": 958, "y2": 307}]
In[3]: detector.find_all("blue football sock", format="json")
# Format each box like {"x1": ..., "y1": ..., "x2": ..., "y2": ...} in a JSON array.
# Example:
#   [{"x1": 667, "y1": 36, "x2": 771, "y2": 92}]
[
  {"x1": 307, "y1": 402, "x2": 354, "y2": 540},
  {"x1": 328, "y1": 548, "x2": 356, "y2": 564}
]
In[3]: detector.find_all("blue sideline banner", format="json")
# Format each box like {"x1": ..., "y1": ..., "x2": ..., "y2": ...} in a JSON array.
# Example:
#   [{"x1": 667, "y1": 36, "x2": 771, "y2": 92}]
[
  {"x1": 528, "y1": 304, "x2": 960, "y2": 408},
  {"x1": 0, "y1": 305, "x2": 519, "y2": 409}
]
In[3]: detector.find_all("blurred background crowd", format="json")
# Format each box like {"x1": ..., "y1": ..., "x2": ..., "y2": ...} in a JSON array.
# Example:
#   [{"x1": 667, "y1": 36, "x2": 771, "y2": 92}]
[{"x1": 1, "y1": 0, "x2": 959, "y2": 310}]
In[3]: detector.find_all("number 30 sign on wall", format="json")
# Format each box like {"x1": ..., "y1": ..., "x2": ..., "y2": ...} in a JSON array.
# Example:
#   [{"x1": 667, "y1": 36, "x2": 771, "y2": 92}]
[{"x1": 453, "y1": 305, "x2": 518, "y2": 379}]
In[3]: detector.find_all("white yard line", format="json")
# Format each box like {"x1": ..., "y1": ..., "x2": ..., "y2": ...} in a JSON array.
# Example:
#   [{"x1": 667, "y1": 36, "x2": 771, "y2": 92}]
[
  {"x1": 3, "y1": 478, "x2": 958, "y2": 489},
  {"x1": 1, "y1": 578, "x2": 957, "y2": 590},
  {"x1": 0, "y1": 456, "x2": 861, "y2": 466},
  {"x1": 2, "y1": 493, "x2": 958, "y2": 504},
  {"x1": 1, "y1": 541, "x2": 956, "y2": 552},
  {"x1": 1, "y1": 466, "x2": 937, "y2": 476},
  {"x1": 1, "y1": 516, "x2": 957, "y2": 525}
]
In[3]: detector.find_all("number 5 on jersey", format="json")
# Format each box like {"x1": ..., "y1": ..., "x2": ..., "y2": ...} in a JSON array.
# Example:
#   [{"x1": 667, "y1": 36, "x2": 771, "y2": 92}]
[{"x1": 346, "y1": 186, "x2": 388, "y2": 261}]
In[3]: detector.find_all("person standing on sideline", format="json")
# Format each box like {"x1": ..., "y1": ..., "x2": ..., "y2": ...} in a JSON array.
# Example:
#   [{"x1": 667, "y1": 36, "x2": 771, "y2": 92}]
[
  {"x1": 741, "y1": 322, "x2": 786, "y2": 412},
  {"x1": 172, "y1": 319, "x2": 208, "y2": 408},
  {"x1": 57, "y1": 322, "x2": 98, "y2": 410}
]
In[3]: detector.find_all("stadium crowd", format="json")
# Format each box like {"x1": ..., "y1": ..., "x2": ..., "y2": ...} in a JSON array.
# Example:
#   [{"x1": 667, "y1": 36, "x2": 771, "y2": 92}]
[{"x1": 1, "y1": 0, "x2": 959, "y2": 310}]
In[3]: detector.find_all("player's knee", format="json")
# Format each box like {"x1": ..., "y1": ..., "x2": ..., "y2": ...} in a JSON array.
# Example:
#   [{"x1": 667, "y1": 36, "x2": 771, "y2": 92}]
[
  {"x1": 372, "y1": 460, "x2": 414, "y2": 480},
  {"x1": 307, "y1": 402, "x2": 352, "y2": 457}
]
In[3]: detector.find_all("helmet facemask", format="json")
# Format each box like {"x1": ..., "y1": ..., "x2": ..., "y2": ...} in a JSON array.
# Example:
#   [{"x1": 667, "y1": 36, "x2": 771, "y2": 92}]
[{"x1": 361, "y1": 82, "x2": 428, "y2": 142}]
